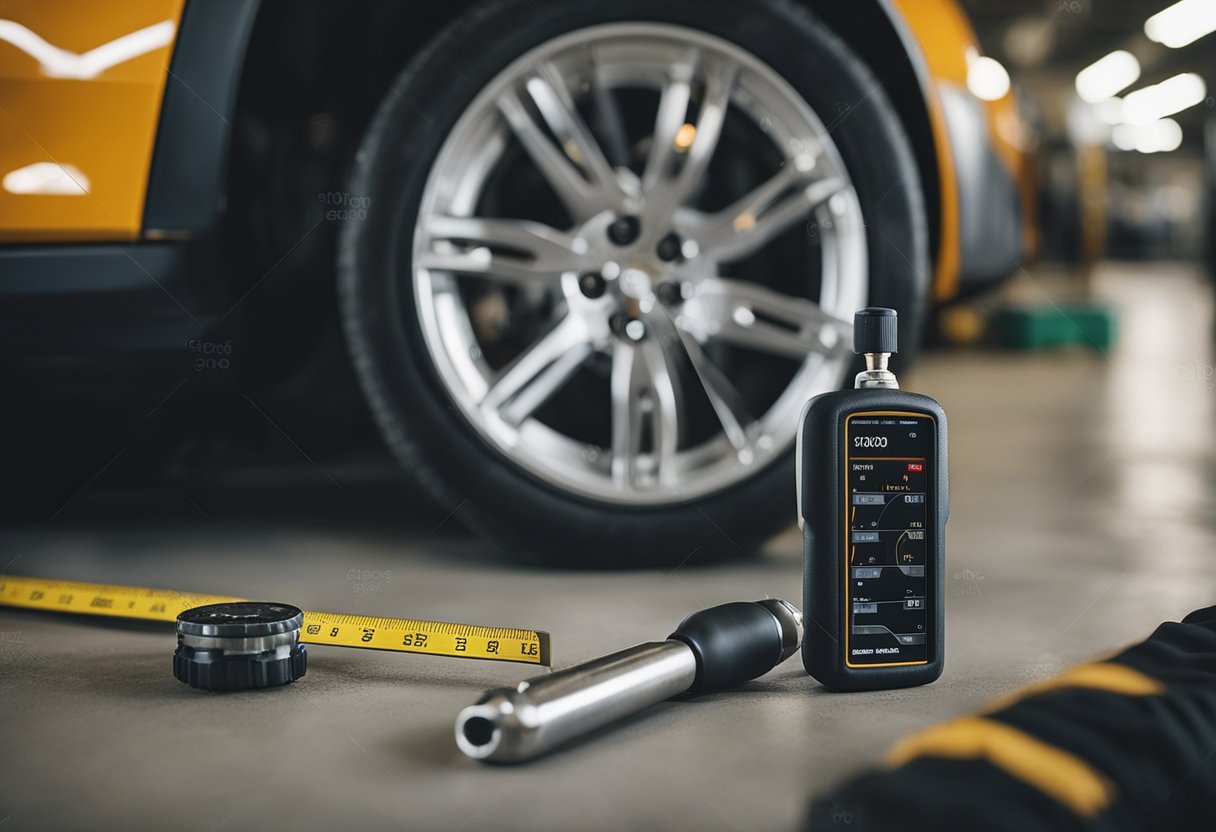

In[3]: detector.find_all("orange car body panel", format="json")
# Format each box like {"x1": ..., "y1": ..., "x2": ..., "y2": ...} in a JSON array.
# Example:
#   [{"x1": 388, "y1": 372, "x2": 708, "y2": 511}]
[
  {"x1": 891, "y1": 0, "x2": 1031, "y2": 298},
  {"x1": 0, "y1": 0, "x2": 184, "y2": 243}
]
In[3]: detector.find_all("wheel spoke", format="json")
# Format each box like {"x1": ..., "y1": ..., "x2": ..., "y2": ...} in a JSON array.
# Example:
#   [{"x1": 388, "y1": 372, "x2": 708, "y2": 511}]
[
  {"x1": 418, "y1": 215, "x2": 590, "y2": 286},
  {"x1": 509, "y1": 61, "x2": 626, "y2": 218},
  {"x1": 611, "y1": 337, "x2": 681, "y2": 489},
  {"x1": 696, "y1": 165, "x2": 844, "y2": 262},
  {"x1": 671, "y1": 62, "x2": 735, "y2": 202},
  {"x1": 498, "y1": 95, "x2": 601, "y2": 223},
  {"x1": 587, "y1": 45, "x2": 632, "y2": 169},
  {"x1": 482, "y1": 314, "x2": 592, "y2": 426},
  {"x1": 641, "y1": 335, "x2": 681, "y2": 486},
  {"x1": 532, "y1": 62, "x2": 621, "y2": 188},
  {"x1": 659, "y1": 314, "x2": 755, "y2": 452},
  {"x1": 610, "y1": 342, "x2": 640, "y2": 487},
  {"x1": 641, "y1": 48, "x2": 698, "y2": 194},
  {"x1": 683, "y1": 276, "x2": 851, "y2": 360},
  {"x1": 643, "y1": 59, "x2": 736, "y2": 218}
]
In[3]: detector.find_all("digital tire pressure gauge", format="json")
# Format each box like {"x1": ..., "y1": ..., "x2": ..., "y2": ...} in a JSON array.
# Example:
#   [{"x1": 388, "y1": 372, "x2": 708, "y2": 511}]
[{"x1": 798, "y1": 308, "x2": 947, "y2": 690}]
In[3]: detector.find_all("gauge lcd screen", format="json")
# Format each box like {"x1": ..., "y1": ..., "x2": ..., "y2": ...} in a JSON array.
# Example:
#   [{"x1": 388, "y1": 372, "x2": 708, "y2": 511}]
[{"x1": 844, "y1": 413, "x2": 934, "y2": 667}]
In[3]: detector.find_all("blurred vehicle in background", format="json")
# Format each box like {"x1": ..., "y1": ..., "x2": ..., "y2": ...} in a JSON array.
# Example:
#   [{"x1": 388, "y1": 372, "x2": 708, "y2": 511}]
[
  {"x1": 0, "y1": 0, "x2": 1028, "y2": 564},
  {"x1": 1017, "y1": 0, "x2": 1216, "y2": 276}
]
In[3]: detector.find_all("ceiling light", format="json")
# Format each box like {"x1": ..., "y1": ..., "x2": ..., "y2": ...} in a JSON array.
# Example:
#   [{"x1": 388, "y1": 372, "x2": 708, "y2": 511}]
[
  {"x1": 1093, "y1": 98, "x2": 1125, "y2": 125},
  {"x1": 967, "y1": 56, "x2": 1011, "y2": 102},
  {"x1": 1111, "y1": 118, "x2": 1183, "y2": 153},
  {"x1": 1122, "y1": 73, "x2": 1207, "y2": 124},
  {"x1": 1111, "y1": 125, "x2": 1137, "y2": 152},
  {"x1": 1075, "y1": 50, "x2": 1141, "y2": 103},
  {"x1": 1145, "y1": 0, "x2": 1216, "y2": 49}
]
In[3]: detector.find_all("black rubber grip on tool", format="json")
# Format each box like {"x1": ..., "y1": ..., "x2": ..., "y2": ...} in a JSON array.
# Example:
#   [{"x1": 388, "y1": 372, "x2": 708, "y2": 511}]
[
  {"x1": 669, "y1": 601, "x2": 783, "y2": 694},
  {"x1": 853, "y1": 307, "x2": 898, "y2": 355}
]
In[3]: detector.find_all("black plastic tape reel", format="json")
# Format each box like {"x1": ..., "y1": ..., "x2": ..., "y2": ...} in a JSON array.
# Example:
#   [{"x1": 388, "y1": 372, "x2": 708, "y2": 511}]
[{"x1": 174, "y1": 602, "x2": 307, "y2": 691}]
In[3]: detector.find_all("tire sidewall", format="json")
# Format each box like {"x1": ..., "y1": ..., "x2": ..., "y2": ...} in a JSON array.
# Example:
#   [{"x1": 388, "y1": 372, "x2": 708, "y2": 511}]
[{"x1": 339, "y1": 0, "x2": 927, "y2": 564}]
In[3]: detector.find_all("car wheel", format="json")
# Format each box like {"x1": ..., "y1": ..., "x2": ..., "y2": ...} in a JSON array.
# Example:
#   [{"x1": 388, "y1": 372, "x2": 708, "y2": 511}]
[{"x1": 339, "y1": 0, "x2": 928, "y2": 566}]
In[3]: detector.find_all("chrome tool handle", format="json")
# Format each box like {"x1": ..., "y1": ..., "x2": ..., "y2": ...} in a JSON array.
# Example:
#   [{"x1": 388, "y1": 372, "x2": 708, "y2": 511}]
[
  {"x1": 455, "y1": 599, "x2": 803, "y2": 763},
  {"x1": 456, "y1": 640, "x2": 696, "y2": 762}
]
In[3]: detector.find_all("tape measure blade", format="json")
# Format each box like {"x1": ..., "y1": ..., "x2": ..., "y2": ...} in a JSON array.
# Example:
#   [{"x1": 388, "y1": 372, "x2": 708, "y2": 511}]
[
  {"x1": 0, "y1": 575, "x2": 240, "y2": 623},
  {"x1": 300, "y1": 611, "x2": 550, "y2": 666},
  {"x1": 536, "y1": 631, "x2": 552, "y2": 669}
]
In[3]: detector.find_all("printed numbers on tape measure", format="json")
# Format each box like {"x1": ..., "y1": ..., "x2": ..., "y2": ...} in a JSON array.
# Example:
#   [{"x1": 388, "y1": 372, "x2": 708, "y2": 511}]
[{"x1": 295, "y1": 614, "x2": 546, "y2": 664}]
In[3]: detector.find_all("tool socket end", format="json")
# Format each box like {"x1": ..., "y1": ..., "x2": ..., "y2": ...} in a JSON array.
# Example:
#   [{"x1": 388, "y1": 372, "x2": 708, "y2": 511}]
[{"x1": 455, "y1": 700, "x2": 505, "y2": 760}]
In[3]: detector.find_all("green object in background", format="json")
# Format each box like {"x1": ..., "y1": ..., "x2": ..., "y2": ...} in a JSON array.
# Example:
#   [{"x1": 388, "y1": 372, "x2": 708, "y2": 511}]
[{"x1": 987, "y1": 302, "x2": 1117, "y2": 351}]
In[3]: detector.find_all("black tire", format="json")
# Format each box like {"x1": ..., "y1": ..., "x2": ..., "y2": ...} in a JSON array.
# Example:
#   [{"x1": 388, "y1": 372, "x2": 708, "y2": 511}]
[{"x1": 339, "y1": 0, "x2": 928, "y2": 567}]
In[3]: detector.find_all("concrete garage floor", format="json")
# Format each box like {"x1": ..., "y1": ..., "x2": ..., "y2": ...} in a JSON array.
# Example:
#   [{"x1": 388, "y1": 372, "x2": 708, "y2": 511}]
[{"x1": 2, "y1": 263, "x2": 1215, "y2": 831}]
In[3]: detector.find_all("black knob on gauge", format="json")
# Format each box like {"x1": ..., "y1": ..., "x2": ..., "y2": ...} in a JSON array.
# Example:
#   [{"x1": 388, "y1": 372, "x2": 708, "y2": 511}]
[
  {"x1": 853, "y1": 307, "x2": 898, "y2": 355},
  {"x1": 173, "y1": 602, "x2": 307, "y2": 692}
]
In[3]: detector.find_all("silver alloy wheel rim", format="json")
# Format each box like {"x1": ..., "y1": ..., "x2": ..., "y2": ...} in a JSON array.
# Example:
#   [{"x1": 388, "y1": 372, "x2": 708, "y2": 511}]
[{"x1": 412, "y1": 23, "x2": 866, "y2": 505}]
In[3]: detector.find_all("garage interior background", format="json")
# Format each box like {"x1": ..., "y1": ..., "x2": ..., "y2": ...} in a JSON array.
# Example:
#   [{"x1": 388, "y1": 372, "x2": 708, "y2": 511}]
[{"x1": 2, "y1": 0, "x2": 1215, "y2": 829}]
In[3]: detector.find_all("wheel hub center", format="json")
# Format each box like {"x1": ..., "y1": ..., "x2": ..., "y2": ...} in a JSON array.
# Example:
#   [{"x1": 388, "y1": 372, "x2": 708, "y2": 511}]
[
  {"x1": 618, "y1": 267, "x2": 654, "y2": 301},
  {"x1": 569, "y1": 211, "x2": 685, "y2": 321}
]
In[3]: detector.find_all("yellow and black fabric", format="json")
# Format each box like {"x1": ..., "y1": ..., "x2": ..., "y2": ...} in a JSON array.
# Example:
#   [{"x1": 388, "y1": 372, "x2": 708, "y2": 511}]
[{"x1": 806, "y1": 605, "x2": 1216, "y2": 830}]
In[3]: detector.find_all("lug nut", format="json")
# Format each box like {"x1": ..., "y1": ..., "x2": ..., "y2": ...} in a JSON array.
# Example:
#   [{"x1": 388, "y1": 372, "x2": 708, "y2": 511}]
[
  {"x1": 607, "y1": 216, "x2": 641, "y2": 246},
  {"x1": 656, "y1": 233, "x2": 683, "y2": 262},
  {"x1": 655, "y1": 281, "x2": 683, "y2": 306},
  {"x1": 611, "y1": 313, "x2": 646, "y2": 342},
  {"x1": 578, "y1": 272, "x2": 607, "y2": 298}
]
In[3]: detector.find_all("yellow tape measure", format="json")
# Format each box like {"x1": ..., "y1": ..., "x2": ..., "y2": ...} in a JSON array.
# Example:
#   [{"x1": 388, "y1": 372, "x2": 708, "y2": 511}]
[{"x1": 0, "y1": 575, "x2": 550, "y2": 667}]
